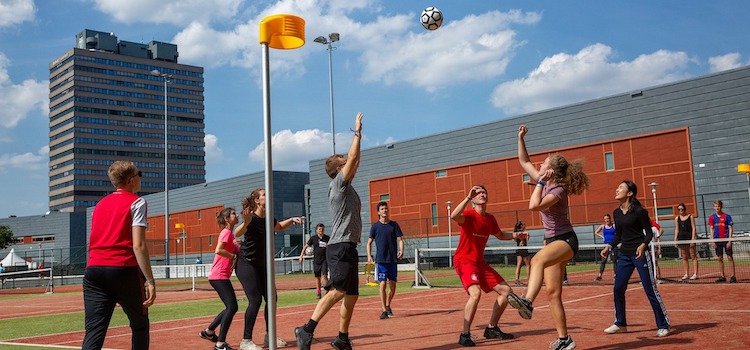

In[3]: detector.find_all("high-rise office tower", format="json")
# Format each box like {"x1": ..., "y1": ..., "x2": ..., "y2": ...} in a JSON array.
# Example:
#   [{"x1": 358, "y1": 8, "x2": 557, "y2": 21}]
[{"x1": 48, "y1": 29, "x2": 205, "y2": 212}]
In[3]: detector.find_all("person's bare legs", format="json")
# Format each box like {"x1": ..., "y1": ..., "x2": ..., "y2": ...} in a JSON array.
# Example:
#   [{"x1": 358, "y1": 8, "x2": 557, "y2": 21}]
[
  {"x1": 515, "y1": 256, "x2": 523, "y2": 282},
  {"x1": 463, "y1": 285, "x2": 482, "y2": 333},
  {"x1": 379, "y1": 281, "x2": 387, "y2": 311},
  {"x1": 387, "y1": 280, "x2": 396, "y2": 308},
  {"x1": 679, "y1": 246, "x2": 690, "y2": 277},
  {"x1": 689, "y1": 245, "x2": 699, "y2": 277},
  {"x1": 339, "y1": 294, "x2": 358, "y2": 333},
  {"x1": 488, "y1": 283, "x2": 511, "y2": 327},
  {"x1": 524, "y1": 241, "x2": 573, "y2": 302},
  {"x1": 310, "y1": 288, "x2": 346, "y2": 322},
  {"x1": 544, "y1": 262, "x2": 568, "y2": 338}
]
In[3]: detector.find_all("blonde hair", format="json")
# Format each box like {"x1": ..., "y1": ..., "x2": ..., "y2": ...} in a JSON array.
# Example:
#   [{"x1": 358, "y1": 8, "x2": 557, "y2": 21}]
[
  {"x1": 108, "y1": 161, "x2": 137, "y2": 187},
  {"x1": 548, "y1": 154, "x2": 589, "y2": 195},
  {"x1": 325, "y1": 154, "x2": 344, "y2": 179}
]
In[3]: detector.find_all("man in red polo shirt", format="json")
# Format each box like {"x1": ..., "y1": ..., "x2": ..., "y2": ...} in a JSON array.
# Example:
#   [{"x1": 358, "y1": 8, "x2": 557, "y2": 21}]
[
  {"x1": 82, "y1": 161, "x2": 156, "y2": 350},
  {"x1": 451, "y1": 184, "x2": 517, "y2": 347}
]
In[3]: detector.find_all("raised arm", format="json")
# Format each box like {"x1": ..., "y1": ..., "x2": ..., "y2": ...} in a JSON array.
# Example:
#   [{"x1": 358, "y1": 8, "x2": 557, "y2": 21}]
[
  {"x1": 518, "y1": 125, "x2": 540, "y2": 181},
  {"x1": 341, "y1": 112, "x2": 363, "y2": 182},
  {"x1": 451, "y1": 186, "x2": 481, "y2": 225},
  {"x1": 233, "y1": 207, "x2": 252, "y2": 238},
  {"x1": 275, "y1": 216, "x2": 303, "y2": 232}
]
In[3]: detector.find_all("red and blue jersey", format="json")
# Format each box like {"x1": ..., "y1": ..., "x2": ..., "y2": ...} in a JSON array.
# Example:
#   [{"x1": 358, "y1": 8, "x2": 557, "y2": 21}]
[{"x1": 708, "y1": 213, "x2": 733, "y2": 239}]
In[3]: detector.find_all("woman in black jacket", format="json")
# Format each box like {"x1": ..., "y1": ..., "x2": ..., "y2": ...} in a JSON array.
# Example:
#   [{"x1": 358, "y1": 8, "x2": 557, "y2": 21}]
[{"x1": 600, "y1": 180, "x2": 670, "y2": 338}]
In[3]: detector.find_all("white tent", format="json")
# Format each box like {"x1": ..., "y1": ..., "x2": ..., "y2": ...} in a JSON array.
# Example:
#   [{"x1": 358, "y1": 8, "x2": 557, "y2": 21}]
[{"x1": 1, "y1": 248, "x2": 28, "y2": 267}]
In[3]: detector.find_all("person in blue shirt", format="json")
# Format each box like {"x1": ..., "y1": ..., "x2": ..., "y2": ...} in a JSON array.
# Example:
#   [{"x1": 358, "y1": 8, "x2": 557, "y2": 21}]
[
  {"x1": 367, "y1": 201, "x2": 404, "y2": 320},
  {"x1": 594, "y1": 214, "x2": 616, "y2": 281}
]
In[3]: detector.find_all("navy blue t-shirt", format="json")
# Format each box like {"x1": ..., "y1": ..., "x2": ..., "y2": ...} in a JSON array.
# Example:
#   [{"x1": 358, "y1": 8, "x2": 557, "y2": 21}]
[{"x1": 369, "y1": 220, "x2": 404, "y2": 263}]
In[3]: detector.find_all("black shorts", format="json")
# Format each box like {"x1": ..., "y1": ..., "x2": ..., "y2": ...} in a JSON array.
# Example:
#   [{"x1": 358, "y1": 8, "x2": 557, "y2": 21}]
[
  {"x1": 715, "y1": 242, "x2": 733, "y2": 257},
  {"x1": 515, "y1": 249, "x2": 529, "y2": 257},
  {"x1": 545, "y1": 231, "x2": 579, "y2": 256},
  {"x1": 313, "y1": 260, "x2": 328, "y2": 278},
  {"x1": 324, "y1": 242, "x2": 359, "y2": 296}
]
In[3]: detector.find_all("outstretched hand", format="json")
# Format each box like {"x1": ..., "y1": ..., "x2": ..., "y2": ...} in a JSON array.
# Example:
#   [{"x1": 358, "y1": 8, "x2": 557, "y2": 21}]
[
  {"x1": 518, "y1": 125, "x2": 528, "y2": 139},
  {"x1": 354, "y1": 112, "x2": 363, "y2": 132}
]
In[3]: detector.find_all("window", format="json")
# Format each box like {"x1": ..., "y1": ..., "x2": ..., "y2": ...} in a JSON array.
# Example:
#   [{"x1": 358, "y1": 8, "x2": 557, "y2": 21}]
[
  {"x1": 435, "y1": 170, "x2": 447, "y2": 178},
  {"x1": 656, "y1": 207, "x2": 673, "y2": 217},
  {"x1": 197, "y1": 210, "x2": 201, "y2": 220},
  {"x1": 379, "y1": 194, "x2": 390, "y2": 201},
  {"x1": 431, "y1": 203, "x2": 438, "y2": 226},
  {"x1": 522, "y1": 174, "x2": 530, "y2": 183},
  {"x1": 32, "y1": 235, "x2": 56, "y2": 242},
  {"x1": 605, "y1": 152, "x2": 614, "y2": 171}
]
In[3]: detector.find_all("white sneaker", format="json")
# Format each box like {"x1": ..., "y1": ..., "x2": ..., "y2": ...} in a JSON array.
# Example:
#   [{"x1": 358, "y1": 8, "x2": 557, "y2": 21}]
[
  {"x1": 689, "y1": 274, "x2": 698, "y2": 280},
  {"x1": 239, "y1": 340, "x2": 263, "y2": 350},
  {"x1": 604, "y1": 324, "x2": 627, "y2": 334},
  {"x1": 681, "y1": 274, "x2": 688, "y2": 280},
  {"x1": 263, "y1": 334, "x2": 288, "y2": 347},
  {"x1": 656, "y1": 329, "x2": 670, "y2": 337}
]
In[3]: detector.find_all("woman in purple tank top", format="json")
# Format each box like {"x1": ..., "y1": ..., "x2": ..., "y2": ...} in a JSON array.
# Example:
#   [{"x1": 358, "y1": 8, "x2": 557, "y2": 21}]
[{"x1": 507, "y1": 125, "x2": 590, "y2": 350}]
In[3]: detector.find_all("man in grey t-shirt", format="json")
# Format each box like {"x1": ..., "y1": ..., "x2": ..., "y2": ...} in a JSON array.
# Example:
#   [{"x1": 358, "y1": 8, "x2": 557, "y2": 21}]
[{"x1": 296, "y1": 112, "x2": 363, "y2": 350}]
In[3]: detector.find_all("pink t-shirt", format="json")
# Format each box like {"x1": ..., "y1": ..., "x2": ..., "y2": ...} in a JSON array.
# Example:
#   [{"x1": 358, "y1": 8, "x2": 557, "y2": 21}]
[{"x1": 208, "y1": 228, "x2": 239, "y2": 280}]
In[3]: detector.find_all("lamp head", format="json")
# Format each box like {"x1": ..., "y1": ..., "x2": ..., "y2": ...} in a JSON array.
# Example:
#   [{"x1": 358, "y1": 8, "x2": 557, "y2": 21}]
[
  {"x1": 150, "y1": 69, "x2": 161, "y2": 76},
  {"x1": 329, "y1": 33, "x2": 340, "y2": 42},
  {"x1": 313, "y1": 36, "x2": 327, "y2": 44}
]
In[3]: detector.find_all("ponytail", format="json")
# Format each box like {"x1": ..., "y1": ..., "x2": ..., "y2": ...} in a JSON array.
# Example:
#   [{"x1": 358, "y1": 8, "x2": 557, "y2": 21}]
[{"x1": 622, "y1": 180, "x2": 643, "y2": 210}]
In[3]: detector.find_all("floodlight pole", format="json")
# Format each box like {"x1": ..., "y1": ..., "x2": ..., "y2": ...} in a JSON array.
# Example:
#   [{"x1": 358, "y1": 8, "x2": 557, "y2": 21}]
[{"x1": 152, "y1": 70, "x2": 172, "y2": 270}]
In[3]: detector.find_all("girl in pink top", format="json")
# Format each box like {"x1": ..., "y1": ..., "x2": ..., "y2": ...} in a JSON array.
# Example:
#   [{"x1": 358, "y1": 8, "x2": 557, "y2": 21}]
[
  {"x1": 508, "y1": 125, "x2": 590, "y2": 350},
  {"x1": 200, "y1": 208, "x2": 240, "y2": 350}
]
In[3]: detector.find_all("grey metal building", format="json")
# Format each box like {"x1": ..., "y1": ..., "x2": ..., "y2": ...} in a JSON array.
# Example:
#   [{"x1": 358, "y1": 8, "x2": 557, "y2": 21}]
[
  {"x1": 48, "y1": 29, "x2": 206, "y2": 213},
  {"x1": 308, "y1": 65, "x2": 750, "y2": 253}
]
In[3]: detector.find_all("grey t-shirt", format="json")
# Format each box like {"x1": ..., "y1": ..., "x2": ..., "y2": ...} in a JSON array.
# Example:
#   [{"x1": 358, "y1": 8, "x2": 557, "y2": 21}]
[{"x1": 328, "y1": 172, "x2": 362, "y2": 245}]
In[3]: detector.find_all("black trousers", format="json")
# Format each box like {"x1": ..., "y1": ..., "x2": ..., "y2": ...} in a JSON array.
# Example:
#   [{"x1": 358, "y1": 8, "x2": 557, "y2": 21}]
[
  {"x1": 82, "y1": 266, "x2": 149, "y2": 350},
  {"x1": 236, "y1": 259, "x2": 276, "y2": 340},
  {"x1": 208, "y1": 279, "x2": 239, "y2": 342}
]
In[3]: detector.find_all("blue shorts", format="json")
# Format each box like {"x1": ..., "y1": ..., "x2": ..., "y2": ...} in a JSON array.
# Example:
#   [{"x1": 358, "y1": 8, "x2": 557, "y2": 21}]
[{"x1": 376, "y1": 263, "x2": 398, "y2": 282}]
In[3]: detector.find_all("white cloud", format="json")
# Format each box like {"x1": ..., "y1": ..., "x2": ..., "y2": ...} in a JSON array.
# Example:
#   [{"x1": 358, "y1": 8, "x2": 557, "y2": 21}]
[
  {"x1": 172, "y1": 2, "x2": 539, "y2": 92},
  {"x1": 490, "y1": 44, "x2": 691, "y2": 115},
  {"x1": 708, "y1": 53, "x2": 748, "y2": 73},
  {"x1": 0, "y1": 148, "x2": 46, "y2": 173},
  {"x1": 0, "y1": 0, "x2": 35, "y2": 27},
  {"x1": 0, "y1": 53, "x2": 49, "y2": 128},
  {"x1": 248, "y1": 129, "x2": 337, "y2": 172},
  {"x1": 91, "y1": 0, "x2": 242, "y2": 26},
  {"x1": 204, "y1": 134, "x2": 223, "y2": 162}
]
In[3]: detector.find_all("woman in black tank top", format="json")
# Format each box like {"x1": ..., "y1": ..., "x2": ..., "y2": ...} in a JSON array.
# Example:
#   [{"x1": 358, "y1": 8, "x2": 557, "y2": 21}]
[{"x1": 673, "y1": 203, "x2": 698, "y2": 280}]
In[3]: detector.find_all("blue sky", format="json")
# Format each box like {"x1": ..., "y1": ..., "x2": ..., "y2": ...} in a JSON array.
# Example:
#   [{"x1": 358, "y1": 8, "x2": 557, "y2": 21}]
[{"x1": 1, "y1": 0, "x2": 749, "y2": 218}]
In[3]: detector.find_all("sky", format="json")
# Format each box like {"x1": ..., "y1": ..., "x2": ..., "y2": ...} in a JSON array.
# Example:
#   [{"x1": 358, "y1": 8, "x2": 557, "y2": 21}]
[{"x1": 1, "y1": 0, "x2": 749, "y2": 218}]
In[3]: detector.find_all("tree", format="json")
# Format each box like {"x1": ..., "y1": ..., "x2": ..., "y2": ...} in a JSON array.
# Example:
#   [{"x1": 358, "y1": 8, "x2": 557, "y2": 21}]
[{"x1": 0, "y1": 225, "x2": 14, "y2": 249}]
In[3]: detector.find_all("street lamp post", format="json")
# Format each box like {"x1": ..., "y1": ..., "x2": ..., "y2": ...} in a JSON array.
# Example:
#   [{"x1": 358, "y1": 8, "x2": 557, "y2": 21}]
[
  {"x1": 648, "y1": 182, "x2": 659, "y2": 275},
  {"x1": 313, "y1": 33, "x2": 340, "y2": 154},
  {"x1": 259, "y1": 15, "x2": 305, "y2": 350},
  {"x1": 446, "y1": 201, "x2": 452, "y2": 268},
  {"x1": 151, "y1": 70, "x2": 172, "y2": 268},
  {"x1": 176, "y1": 223, "x2": 187, "y2": 267}
]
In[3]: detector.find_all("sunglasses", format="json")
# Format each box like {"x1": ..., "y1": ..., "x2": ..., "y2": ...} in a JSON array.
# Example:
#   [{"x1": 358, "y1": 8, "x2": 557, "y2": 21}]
[
  {"x1": 678, "y1": 208, "x2": 685, "y2": 211},
  {"x1": 130, "y1": 171, "x2": 143, "y2": 181}
]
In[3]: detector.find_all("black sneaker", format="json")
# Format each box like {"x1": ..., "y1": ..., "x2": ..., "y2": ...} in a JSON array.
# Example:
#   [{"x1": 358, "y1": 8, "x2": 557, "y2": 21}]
[
  {"x1": 507, "y1": 293, "x2": 534, "y2": 320},
  {"x1": 316, "y1": 293, "x2": 322, "y2": 299},
  {"x1": 716, "y1": 276, "x2": 727, "y2": 283},
  {"x1": 386, "y1": 306, "x2": 393, "y2": 316},
  {"x1": 200, "y1": 329, "x2": 219, "y2": 342},
  {"x1": 595, "y1": 276, "x2": 602, "y2": 281},
  {"x1": 730, "y1": 276, "x2": 737, "y2": 283},
  {"x1": 484, "y1": 326, "x2": 514, "y2": 340},
  {"x1": 549, "y1": 335, "x2": 576, "y2": 350},
  {"x1": 458, "y1": 333, "x2": 475, "y2": 347},
  {"x1": 330, "y1": 336, "x2": 352, "y2": 350},
  {"x1": 294, "y1": 326, "x2": 313, "y2": 350},
  {"x1": 379, "y1": 311, "x2": 389, "y2": 319},
  {"x1": 214, "y1": 343, "x2": 234, "y2": 350}
]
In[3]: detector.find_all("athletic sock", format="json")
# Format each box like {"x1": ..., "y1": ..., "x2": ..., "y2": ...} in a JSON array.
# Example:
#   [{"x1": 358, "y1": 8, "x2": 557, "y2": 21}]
[
  {"x1": 303, "y1": 319, "x2": 318, "y2": 334},
  {"x1": 338, "y1": 332, "x2": 349, "y2": 341}
]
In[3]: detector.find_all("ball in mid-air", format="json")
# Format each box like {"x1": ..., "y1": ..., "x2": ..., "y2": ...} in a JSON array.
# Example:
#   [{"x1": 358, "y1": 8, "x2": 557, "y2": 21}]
[{"x1": 420, "y1": 7, "x2": 443, "y2": 31}]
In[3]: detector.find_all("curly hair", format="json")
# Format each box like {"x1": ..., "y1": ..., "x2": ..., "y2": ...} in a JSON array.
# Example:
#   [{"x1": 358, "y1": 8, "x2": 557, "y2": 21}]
[
  {"x1": 548, "y1": 154, "x2": 590, "y2": 195},
  {"x1": 242, "y1": 188, "x2": 264, "y2": 212}
]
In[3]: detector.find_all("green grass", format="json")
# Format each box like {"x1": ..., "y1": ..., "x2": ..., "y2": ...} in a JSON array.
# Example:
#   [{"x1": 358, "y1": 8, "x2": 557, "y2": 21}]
[{"x1": 0, "y1": 277, "x2": 423, "y2": 349}]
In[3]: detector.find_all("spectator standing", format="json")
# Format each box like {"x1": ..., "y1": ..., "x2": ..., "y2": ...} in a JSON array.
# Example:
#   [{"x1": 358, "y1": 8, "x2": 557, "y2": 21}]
[
  {"x1": 366, "y1": 201, "x2": 404, "y2": 319},
  {"x1": 82, "y1": 161, "x2": 155, "y2": 350},
  {"x1": 709, "y1": 200, "x2": 735, "y2": 283},
  {"x1": 674, "y1": 203, "x2": 698, "y2": 280}
]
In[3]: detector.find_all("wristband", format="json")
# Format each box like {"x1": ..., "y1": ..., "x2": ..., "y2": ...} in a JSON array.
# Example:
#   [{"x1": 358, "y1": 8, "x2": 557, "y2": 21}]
[
  {"x1": 145, "y1": 279, "x2": 155, "y2": 286},
  {"x1": 537, "y1": 179, "x2": 546, "y2": 186},
  {"x1": 467, "y1": 196, "x2": 472, "y2": 201}
]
